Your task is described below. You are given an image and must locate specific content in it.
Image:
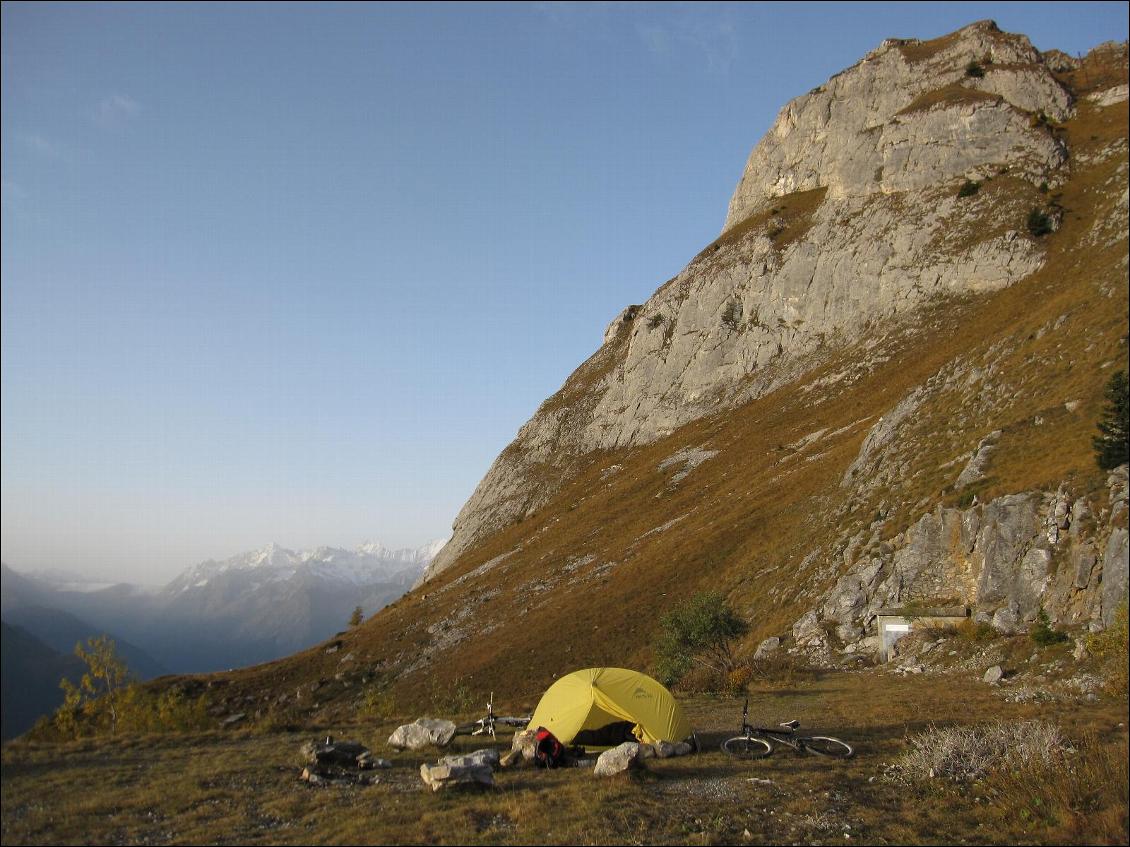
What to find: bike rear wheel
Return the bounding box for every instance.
[721,735,773,759]
[801,736,853,758]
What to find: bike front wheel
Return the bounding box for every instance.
[721,736,773,759]
[801,736,853,758]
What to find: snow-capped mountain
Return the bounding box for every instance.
[165,539,446,594]
[2,538,447,674]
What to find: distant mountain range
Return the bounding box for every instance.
[1,539,445,676]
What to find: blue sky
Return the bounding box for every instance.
[3,2,1127,583]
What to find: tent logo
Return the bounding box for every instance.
[632,687,652,699]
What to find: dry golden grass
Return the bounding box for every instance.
[3,669,1126,845]
[897,83,1003,115]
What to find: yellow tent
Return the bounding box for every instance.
[528,667,693,746]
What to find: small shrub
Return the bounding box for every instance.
[677,665,727,694]
[965,61,985,78]
[887,719,1071,783]
[1030,607,1069,647]
[956,617,995,642]
[721,302,742,332]
[653,591,749,688]
[1027,207,1053,236]
[429,682,477,716]
[1086,600,1128,695]
[725,665,753,694]
[360,684,398,722]
[647,313,664,330]
[957,179,980,198]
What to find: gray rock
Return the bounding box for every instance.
[792,610,827,649]
[387,718,457,751]
[419,762,494,792]
[1101,528,1128,627]
[956,431,1001,489]
[992,606,1022,634]
[509,727,538,762]
[1072,638,1089,661]
[754,636,781,658]
[983,664,1004,685]
[672,741,694,757]
[593,742,641,776]
[301,739,370,768]
[653,741,677,759]
[438,748,500,770]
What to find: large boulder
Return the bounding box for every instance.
[387,718,457,751]
[594,742,641,776]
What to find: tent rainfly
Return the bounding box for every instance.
[527,667,694,746]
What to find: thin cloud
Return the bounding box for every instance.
[94,93,141,128]
[635,11,738,73]
[20,132,71,162]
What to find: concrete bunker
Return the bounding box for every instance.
[874,605,970,661]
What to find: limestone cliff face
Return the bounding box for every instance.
[724,20,1071,228]
[424,21,1100,582]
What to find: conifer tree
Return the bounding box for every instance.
[1093,370,1129,470]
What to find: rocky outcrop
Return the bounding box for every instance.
[798,466,1130,653]
[424,21,1080,581]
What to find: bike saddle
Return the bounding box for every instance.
[779,719,800,730]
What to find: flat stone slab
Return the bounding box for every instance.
[419,762,494,791]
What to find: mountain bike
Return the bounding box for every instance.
[721,699,853,759]
[454,692,530,740]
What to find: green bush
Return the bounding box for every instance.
[654,591,749,687]
[957,180,980,198]
[965,61,985,78]
[1027,208,1053,237]
[1030,607,1069,647]
[647,313,664,330]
